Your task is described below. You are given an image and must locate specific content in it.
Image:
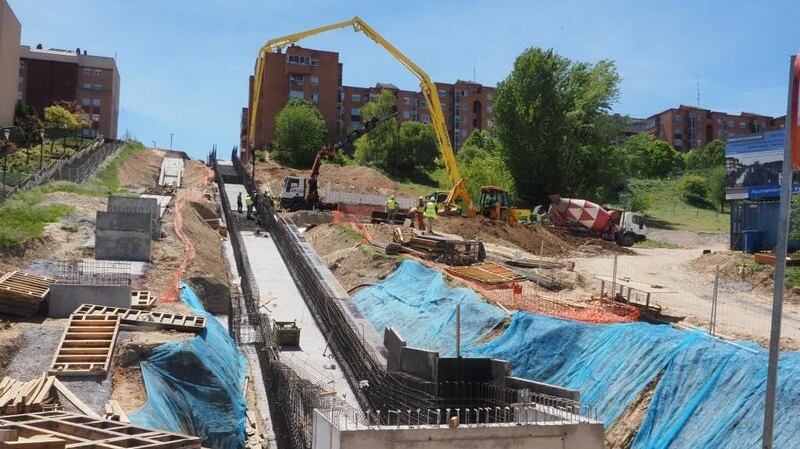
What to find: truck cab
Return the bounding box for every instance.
[615,211,648,246]
[279,176,308,211]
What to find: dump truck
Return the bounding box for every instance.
[546,194,647,247]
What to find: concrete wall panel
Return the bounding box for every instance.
[399,346,438,382]
[95,211,152,261]
[48,284,131,318]
[107,196,160,240]
[383,326,406,372]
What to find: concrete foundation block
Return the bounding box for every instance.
[108,196,160,240]
[399,346,438,382]
[95,211,152,261]
[48,284,132,318]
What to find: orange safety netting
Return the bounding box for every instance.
[347,223,639,324]
[160,167,214,302]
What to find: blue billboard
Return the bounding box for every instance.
[725,129,798,200]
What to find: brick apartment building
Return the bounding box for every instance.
[0,0,20,128]
[644,105,784,151]
[18,45,120,139]
[242,45,495,162]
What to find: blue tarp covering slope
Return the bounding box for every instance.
[352,260,506,356]
[130,283,247,449]
[470,312,702,425]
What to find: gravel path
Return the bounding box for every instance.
[574,230,800,348]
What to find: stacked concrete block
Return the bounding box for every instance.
[94,211,152,261]
[107,196,160,240]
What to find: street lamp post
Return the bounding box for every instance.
[170,133,174,151]
[39,129,45,171]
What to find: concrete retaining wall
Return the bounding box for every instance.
[48,284,131,318]
[505,376,581,401]
[399,347,438,382]
[108,196,160,240]
[384,326,406,372]
[312,410,604,449]
[95,211,152,261]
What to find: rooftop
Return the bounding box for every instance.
[20,45,117,70]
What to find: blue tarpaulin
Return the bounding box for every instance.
[354,261,800,448]
[352,260,506,355]
[130,283,247,449]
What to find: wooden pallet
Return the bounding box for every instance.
[74,304,206,332]
[0,411,201,448]
[130,290,156,310]
[0,271,54,317]
[446,262,526,285]
[49,314,120,377]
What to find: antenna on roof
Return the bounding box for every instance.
[696,75,701,107]
[473,61,476,83]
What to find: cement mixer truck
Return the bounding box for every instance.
[546,195,647,247]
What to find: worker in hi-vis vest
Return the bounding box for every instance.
[386,195,398,223]
[245,193,253,219]
[423,199,437,234]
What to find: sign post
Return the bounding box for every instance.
[762,54,799,449]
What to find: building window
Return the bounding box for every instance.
[351,108,361,122]
[421,114,430,123]
[674,114,683,122]
[310,93,319,103]
[82,68,92,75]
[369,93,378,102]
[351,94,361,102]
[93,84,102,90]
[403,96,410,105]
[290,74,304,82]
[402,110,410,119]
[310,58,320,67]
[93,69,103,75]
[16,91,22,101]
[82,98,90,106]
[83,83,92,89]
[289,90,304,99]
[288,55,311,65]
[438,89,446,97]
[487,106,493,113]
[311,76,319,86]
[726,120,734,128]
[91,114,100,122]
[739,121,747,129]
[92,98,101,106]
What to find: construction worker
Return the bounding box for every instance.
[245,193,253,219]
[236,192,243,214]
[423,199,437,234]
[416,196,426,230]
[386,195,398,223]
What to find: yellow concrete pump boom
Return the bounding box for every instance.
[248,16,473,212]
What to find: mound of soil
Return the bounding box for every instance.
[691,251,775,292]
[305,223,400,292]
[119,148,165,189]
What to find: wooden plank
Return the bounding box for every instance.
[49,315,120,377]
[74,304,205,332]
[51,380,102,419]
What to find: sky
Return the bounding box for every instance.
[8,0,800,159]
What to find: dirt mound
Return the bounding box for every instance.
[436,216,570,256]
[305,223,400,292]
[284,210,334,227]
[691,251,774,291]
[119,148,165,189]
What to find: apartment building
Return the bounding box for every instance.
[18,45,120,139]
[645,105,784,151]
[242,45,495,162]
[0,0,20,127]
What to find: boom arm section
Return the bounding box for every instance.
[248,16,472,211]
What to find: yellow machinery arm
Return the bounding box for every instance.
[248,16,473,212]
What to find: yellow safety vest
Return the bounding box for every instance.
[387,198,397,210]
[245,195,253,206]
[424,201,437,219]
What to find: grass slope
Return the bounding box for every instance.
[630,179,729,233]
[0,140,144,249]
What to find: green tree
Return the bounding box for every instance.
[622,132,683,178]
[44,104,79,130]
[13,102,44,145]
[706,165,727,212]
[391,121,438,177]
[457,129,514,201]
[272,99,327,168]
[354,90,398,168]
[493,47,622,205]
[685,139,725,172]
[679,174,711,208]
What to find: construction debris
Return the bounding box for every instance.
[103,400,129,423]
[0,271,54,317]
[753,251,800,266]
[404,234,484,265]
[0,411,201,448]
[73,304,206,332]
[49,314,120,377]
[0,375,58,416]
[130,290,156,310]
[446,262,525,286]
[505,258,575,271]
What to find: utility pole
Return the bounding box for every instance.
[169,133,174,151]
[762,54,798,449]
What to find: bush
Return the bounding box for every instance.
[679,175,712,208]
